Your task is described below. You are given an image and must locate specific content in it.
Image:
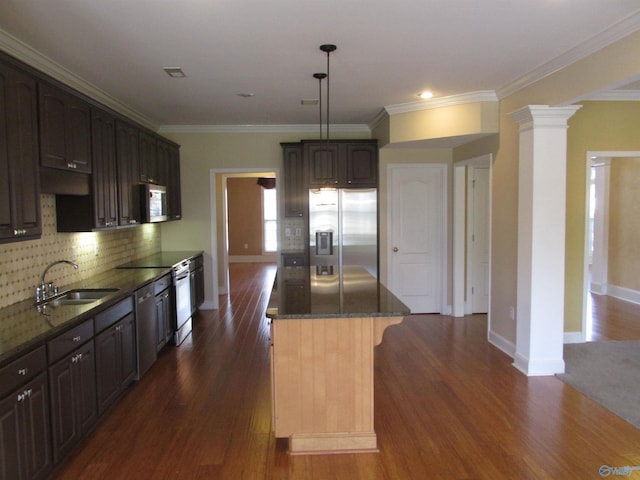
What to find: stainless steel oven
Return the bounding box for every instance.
[172,260,192,345]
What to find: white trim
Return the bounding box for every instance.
[513,354,565,377]
[452,166,466,317]
[229,255,277,263]
[488,330,516,358]
[497,10,640,99]
[608,285,640,305]
[209,170,220,309]
[158,124,370,134]
[586,90,640,101]
[564,331,584,344]
[384,91,497,116]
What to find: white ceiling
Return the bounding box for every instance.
[0,0,639,128]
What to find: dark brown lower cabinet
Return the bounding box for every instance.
[155,289,173,351]
[48,340,97,463]
[0,371,52,480]
[95,313,137,414]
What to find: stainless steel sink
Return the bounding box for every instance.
[43,288,119,306]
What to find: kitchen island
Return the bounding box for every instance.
[266,265,410,455]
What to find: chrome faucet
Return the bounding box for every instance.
[36,260,78,303]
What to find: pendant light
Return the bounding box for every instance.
[313,72,327,140]
[319,44,336,141]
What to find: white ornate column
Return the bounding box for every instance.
[510,105,581,376]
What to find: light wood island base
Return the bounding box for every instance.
[270,315,404,455]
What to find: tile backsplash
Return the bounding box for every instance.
[0,195,161,309]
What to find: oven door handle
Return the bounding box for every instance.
[175,273,190,282]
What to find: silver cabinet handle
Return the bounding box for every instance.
[18,368,28,376]
[393,247,398,252]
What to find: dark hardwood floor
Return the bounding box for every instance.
[53,263,640,479]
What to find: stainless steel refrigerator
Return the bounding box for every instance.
[309,188,378,277]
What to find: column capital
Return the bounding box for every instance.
[509,105,582,129]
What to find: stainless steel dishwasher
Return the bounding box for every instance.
[135,283,156,379]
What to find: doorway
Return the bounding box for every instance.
[583,151,640,341]
[209,169,278,299]
[453,154,492,318]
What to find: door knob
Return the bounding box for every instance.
[393,247,398,252]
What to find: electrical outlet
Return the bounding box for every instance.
[71,245,77,261]
[244,243,249,249]
[295,228,301,237]
[509,306,515,320]
[285,228,291,237]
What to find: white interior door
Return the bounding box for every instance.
[388,164,445,313]
[469,166,490,313]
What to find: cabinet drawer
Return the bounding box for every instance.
[154,273,172,295]
[0,346,47,397]
[95,296,134,333]
[48,319,94,364]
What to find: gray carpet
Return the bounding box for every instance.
[557,341,640,429]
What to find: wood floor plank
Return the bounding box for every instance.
[52,263,640,479]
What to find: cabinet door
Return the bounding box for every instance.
[155,292,168,351]
[306,143,340,187]
[138,131,158,184]
[156,140,169,187]
[282,143,305,217]
[39,83,91,173]
[91,108,118,228]
[0,372,52,480]
[345,142,378,187]
[21,372,52,480]
[195,266,205,309]
[167,145,182,220]
[49,341,96,462]
[115,121,141,226]
[119,313,137,387]
[66,95,92,173]
[0,64,41,243]
[95,325,120,414]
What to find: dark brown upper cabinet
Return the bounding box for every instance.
[91,108,119,229]
[38,82,91,173]
[0,63,42,243]
[167,144,182,221]
[115,120,142,226]
[138,131,158,184]
[305,140,378,188]
[282,143,305,217]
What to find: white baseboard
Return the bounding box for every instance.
[488,329,516,358]
[590,282,608,295]
[607,284,640,305]
[563,331,585,344]
[512,353,565,376]
[198,300,217,311]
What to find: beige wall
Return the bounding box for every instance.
[609,157,640,292]
[0,195,161,309]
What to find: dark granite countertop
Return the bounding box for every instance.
[116,251,203,269]
[0,267,169,366]
[266,265,410,319]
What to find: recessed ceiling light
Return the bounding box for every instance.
[237,93,255,98]
[163,67,186,78]
[418,91,434,100]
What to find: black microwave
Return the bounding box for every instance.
[140,184,168,223]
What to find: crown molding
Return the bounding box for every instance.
[584,90,640,101]
[497,10,640,99]
[158,124,371,134]
[384,91,498,116]
[368,108,389,132]
[0,27,158,130]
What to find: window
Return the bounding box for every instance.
[263,187,277,253]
